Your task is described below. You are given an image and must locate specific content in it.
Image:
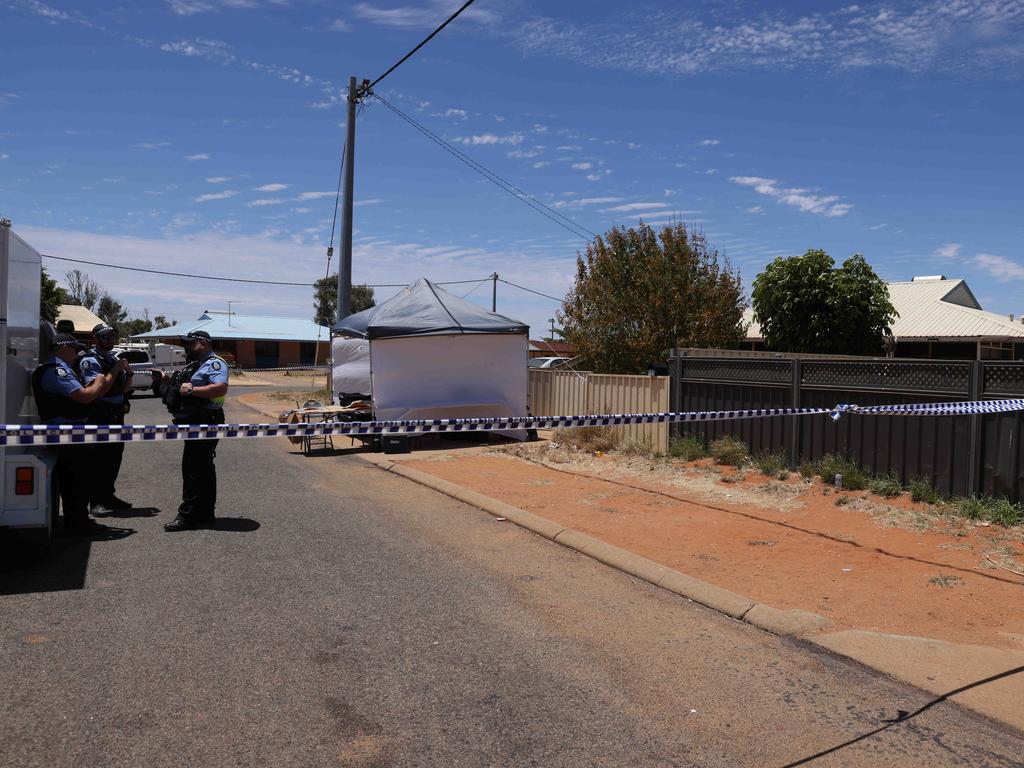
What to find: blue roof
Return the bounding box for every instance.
[130,311,329,343]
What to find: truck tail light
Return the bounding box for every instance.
[15,467,34,496]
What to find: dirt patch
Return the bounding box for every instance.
[391,444,1024,651]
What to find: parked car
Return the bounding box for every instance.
[114,342,186,396]
[528,356,574,369]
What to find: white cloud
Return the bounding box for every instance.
[571,162,593,170]
[552,197,623,209]
[433,108,467,120]
[532,161,550,169]
[253,182,289,192]
[0,92,20,108]
[195,190,238,202]
[973,253,1024,281]
[330,19,351,32]
[746,206,764,214]
[602,202,669,213]
[352,1,499,29]
[933,243,962,258]
[453,133,524,146]
[514,2,1024,77]
[247,197,287,207]
[297,191,336,200]
[354,198,383,206]
[160,38,235,63]
[206,176,230,183]
[133,141,171,150]
[508,147,545,159]
[166,1,286,16]
[730,175,853,217]
[698,138,720,146]
[185,153,211,161]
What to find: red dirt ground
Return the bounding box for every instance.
[397,448,1024,651]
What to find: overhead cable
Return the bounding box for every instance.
[498,278,564,303]
[362,0,478,95]
[372,94,598,242]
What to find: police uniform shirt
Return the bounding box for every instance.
[79,348,125,405]
[190,353,229,409]
[39,355,86,424]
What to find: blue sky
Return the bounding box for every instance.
[1,0,1022,336]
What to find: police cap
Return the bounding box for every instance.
[182,330,212,343]
[54,333,86,350]
[92,323,117,337]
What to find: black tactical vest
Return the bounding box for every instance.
[31,363,91,423]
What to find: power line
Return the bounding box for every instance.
[372,94,598,242]
[498,278,564,303]
[43,254,317,286]
[42,253,501,290]
[362,0,478,95]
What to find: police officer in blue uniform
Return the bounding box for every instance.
[164,330,229,532]
[79,323,134,514]
[32,333,130,535]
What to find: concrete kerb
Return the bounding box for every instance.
[355,452,832,639]
[232,398,833,639]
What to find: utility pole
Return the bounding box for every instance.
[491,272,498,312]
[335,76,361,323]
[548,318,555,340]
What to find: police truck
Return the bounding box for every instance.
[0,219,57,549]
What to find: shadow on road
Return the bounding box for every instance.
[92,506,161,519]
[780,664,1024,767]
[212,517,260,532]
[0,523,135,596]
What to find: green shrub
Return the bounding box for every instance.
[669,435,707,461]
[797,458,818,479]
[949,496,1023,527]
[909,476,940,504]
[816,454,868,491]
[869,473,903,499]
[752,449,787,478]
[710,436,748,468]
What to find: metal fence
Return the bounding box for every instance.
[528,369,670,452]
[670,352,1024,501]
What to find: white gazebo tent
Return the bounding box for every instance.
[331,278,529,427]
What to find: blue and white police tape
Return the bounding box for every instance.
[4,398,1024,446]
[236,365,329,373]
[829,398,1024,421]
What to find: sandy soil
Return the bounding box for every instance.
[397,443,1024,651]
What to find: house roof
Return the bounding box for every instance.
[130,311,329,343]
[744,277,1024,342]
[56,304,104,334]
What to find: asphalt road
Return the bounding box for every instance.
[1,393,1022,767]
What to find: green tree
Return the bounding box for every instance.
[751,250,897,355]
[559,222,746,374]
[313,275,375,326]
[64,269,102,311]
[153,315,174,330]
[122,309,153,337]
[40,266,68,324]
[96,293,128,333]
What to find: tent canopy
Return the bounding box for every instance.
[333,277,529,340]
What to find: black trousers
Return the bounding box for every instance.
[87,404,126,503]
[175,409,224,520]
[55,444,90,526]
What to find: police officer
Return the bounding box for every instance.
[79,323,134,514]
[32,333,130,535]
[164,330,229,532]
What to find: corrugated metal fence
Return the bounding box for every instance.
[670,352,1024,501]
[528,369,669,452]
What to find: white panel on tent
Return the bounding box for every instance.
[370,334,527,428]
[331,336,371,397]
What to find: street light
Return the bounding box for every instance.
[548,318,555,340]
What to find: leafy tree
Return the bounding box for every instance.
[559,222,746,374]
[96,294,128,333]
[313,275,375,326]
[153,315,174,330]
[121,309,153,337]
[40,266,68,324]
[64,269,102,311]
[751,250,897,355]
